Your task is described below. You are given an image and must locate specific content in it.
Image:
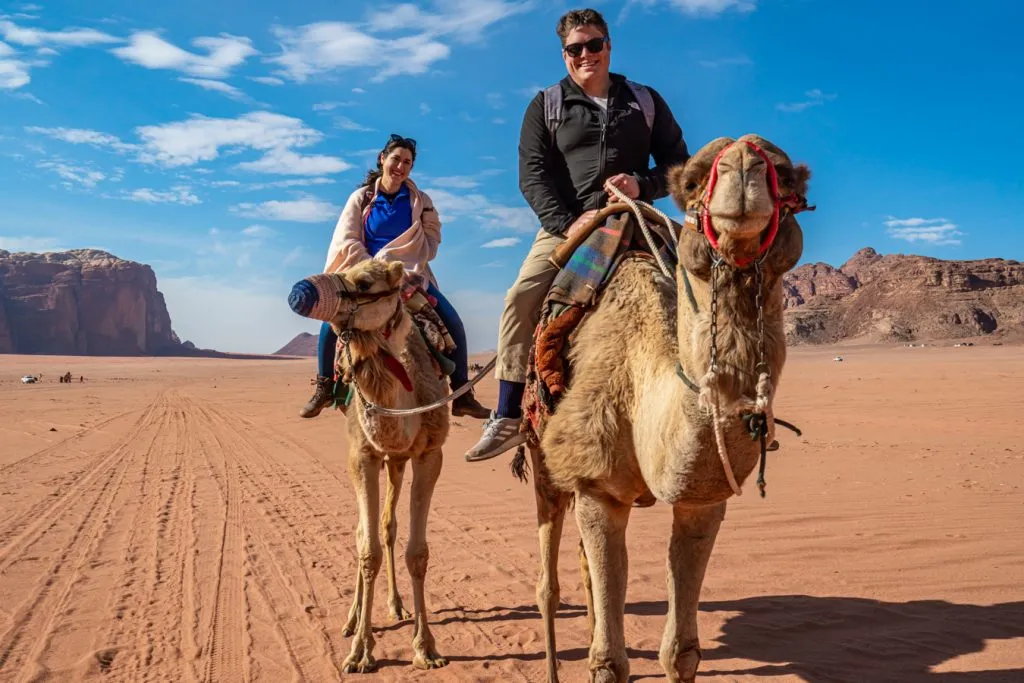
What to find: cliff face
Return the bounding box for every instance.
[0,249,181,355]
[783,248,1024,344]
[274,332,317,357]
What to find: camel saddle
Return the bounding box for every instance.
[524,204,678,441]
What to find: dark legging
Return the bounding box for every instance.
[316,282,470,389]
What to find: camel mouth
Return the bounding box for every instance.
[707,214,773,240]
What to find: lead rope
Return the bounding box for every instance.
[697,258,744,497]
[604,183,678,277]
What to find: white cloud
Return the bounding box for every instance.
[111,31,256,78]
[419,102,431,115]
[25,125,137,152]
[134,111,323,167]
[312,100,356,112]
[623,0,756,16]
[126,185,201,205]
[235,146,352,175]
[0,235,64,252]
[242,224,276,238]
[424,187,538,233]
[37,160,106,188]
[884,217,963,246]
[216,177,337,191]
[352,87,366,94]
[481,237,520,248]
[249,75,284,85]
[0,20,120,47]
[269,2,529,83]
[232,195,338,223]
[178,77,248,100]
[777,88,837,113]
[159,275,322,354]
[334,115,375,132]
[0,53,30,89]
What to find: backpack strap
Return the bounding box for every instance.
[624,79,656,131]
[542,83,563,145]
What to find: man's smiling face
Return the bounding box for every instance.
[562,24,610,88]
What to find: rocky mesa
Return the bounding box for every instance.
[784,248,1024,344]
[0,249,183,356]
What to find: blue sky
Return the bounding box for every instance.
[2,1,1022,354]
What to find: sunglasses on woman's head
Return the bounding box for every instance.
[563,36,607,58]
[389,133,416,149]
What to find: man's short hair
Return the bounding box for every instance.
[556,8,610,46]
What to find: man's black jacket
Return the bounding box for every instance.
[518,72,690,237]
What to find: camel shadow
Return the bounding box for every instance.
[697,595,1024,683]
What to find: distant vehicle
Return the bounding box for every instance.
[20,375,38,384]
[833,356,844,362]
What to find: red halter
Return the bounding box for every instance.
[700,140,792,269]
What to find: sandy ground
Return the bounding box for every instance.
[0,344,1022,682]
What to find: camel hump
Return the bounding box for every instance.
[543,80,655,143]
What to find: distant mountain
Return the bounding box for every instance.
[783,248,1024,344]
[0,249,184,355]
[275,332,317,356]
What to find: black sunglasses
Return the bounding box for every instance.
[563,36,607,58]
[388,133,416,150]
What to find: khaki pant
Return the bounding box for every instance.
[495,228,565,383]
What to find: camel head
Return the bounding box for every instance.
[288,259,405,333]
[668,134,810,274]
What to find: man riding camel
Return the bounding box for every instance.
[466,7,691,462]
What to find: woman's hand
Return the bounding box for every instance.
[604,174,640,200]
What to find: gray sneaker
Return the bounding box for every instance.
[464,412,526,462]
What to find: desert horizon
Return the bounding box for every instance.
[2,343,1021,681]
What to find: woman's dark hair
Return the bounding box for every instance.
[361,133,417,187]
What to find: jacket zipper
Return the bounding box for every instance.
[597,89,611,208]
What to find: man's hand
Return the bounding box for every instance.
[565,209,599,240]
[604,174,640,200]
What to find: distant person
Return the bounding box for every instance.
[465,7,691,462]
[299,133,491,420]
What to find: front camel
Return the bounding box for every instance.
[519,135,813,682]
[288,259,449,673]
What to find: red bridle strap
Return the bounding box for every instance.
[700,140,782,268]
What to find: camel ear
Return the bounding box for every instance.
[386,261,405,289]
[792,164,811,198]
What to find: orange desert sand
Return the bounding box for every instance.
[1,345,1022,682]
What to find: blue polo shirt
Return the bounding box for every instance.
[364,183,413,256]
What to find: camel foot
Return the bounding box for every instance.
[388,602,412,622]
[590,663,625,683]
[341,620,357,638]
[412,648,448,670]
[342,650,378,674]
[661,641,701,683]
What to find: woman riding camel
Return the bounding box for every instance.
[299,133,491,420]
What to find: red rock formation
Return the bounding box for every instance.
[274,332,317,357]
[0,249,182,355]
[783,248,1024,344]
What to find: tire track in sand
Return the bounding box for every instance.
[0,395,168,679]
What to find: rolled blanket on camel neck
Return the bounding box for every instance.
[287,274,343,322]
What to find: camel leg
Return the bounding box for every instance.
[342,452,383,674]
[579,537,595,640]
[659,502,725,683]
[382,458,412,622]
[531,447,572,683]
[575,488,631,683]
[407,449,448,669]
[342,524,364,637]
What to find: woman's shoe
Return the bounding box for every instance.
[299,375,334,418]
[451,390,491,419]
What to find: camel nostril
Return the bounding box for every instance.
[288,279,319,317]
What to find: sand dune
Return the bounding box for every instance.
[1,345,1022,682]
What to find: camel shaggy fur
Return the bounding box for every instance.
[525,135,810,682]
[300,259,450,674]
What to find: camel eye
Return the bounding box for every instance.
[685,182,698,192]
[356,279,372,292]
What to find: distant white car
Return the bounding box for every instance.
[20,375,38,384]
[833,356,844,362]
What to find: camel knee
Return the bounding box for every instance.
[359,543,383,579]
[380,517,398,547]
[536,573,560,613]
[405,543,429,578]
